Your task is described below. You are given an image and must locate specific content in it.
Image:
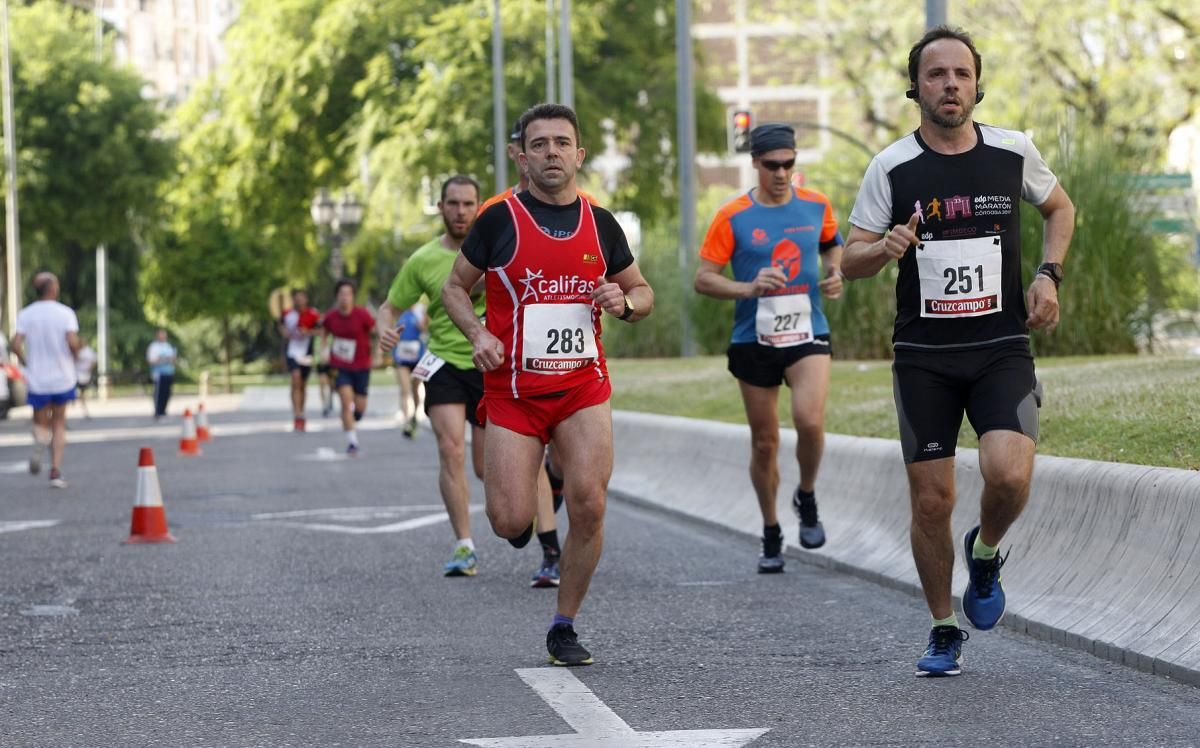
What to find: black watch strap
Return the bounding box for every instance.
[618,296,634,321]
[1037,262,1063,288]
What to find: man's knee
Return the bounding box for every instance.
[910,483,956,527]
[437,434,466,465]
[486,499,532,538]
[566,487,606,534]
[749,430,779,462]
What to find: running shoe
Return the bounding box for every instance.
[443,546,478,577]
[547,623,593,666]
[962,525,1008,630]
[402,418,418,440]
[508,518,536,549]
[346,443,359,457]
[531,555,561,588]
[915,625,969,677]
[792,489,826,549]
[757,532,785,574]
[322,403,333,418]
[48,469,68,489]
[294,417,306,433]
[29,440,44,475]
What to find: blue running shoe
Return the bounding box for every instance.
[962,525,1008,630]
[443,546,478,577]
[915,625,969,677]
[531,555,561,588]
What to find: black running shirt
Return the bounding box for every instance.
[849,123,1058,351]
[463,190,635,275]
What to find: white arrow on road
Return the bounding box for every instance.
[459,668,769,747]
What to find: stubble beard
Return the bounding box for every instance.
[921,95,974,130]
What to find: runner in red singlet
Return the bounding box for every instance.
[443,104,654,666]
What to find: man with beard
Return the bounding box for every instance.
[377,175,488,577]
[842,26,1075,677]
[443,104,654,666]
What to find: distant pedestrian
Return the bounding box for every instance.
[75,339,97,419]
[390,302,426,438]
[11,272,82,488]
[280,289,321,432]
[322,279,377,455]
[146,328,177,420]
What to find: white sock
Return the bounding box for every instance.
[347,429,358,447]
[456,538,476,552]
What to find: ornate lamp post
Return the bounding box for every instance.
[310,189,363,280]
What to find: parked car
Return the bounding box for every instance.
[0,331,27,419]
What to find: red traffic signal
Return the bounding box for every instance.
[731,110,752,153]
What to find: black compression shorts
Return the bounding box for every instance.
[892,341,1040,464]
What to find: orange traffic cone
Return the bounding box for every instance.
[124,447,176,544]
[179,408,202,456]
[195,403,211,442]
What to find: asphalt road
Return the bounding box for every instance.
[2,398,1199,747]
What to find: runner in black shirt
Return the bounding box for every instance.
[843,26,1075,678]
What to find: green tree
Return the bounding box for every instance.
[0,0,171,371]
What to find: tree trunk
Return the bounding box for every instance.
[222,314,233,394]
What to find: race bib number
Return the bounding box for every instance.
[756,292,813,347]
[331,336,357,363]
[411,350,446,382]
[521,303,598,374]
[917,236,1003,318]
[394,341,421,361]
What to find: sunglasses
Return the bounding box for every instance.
[760,158,795,172]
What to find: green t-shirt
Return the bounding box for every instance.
[386,238,485,370]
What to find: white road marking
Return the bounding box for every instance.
[0,461,30,474]
[0,520,60,534]
[459,668,770,747]
[0,416,402,448]
[253,505,485,534]
[251,505,462,520]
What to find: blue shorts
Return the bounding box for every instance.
[27,388,77,410]
[335,368,371,396]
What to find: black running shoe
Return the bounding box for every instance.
[507,518,536,549]
[792,489,826,549]
[757,532,785,574]
[547,623,593,666]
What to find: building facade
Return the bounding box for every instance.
[694,0,832,191]
[94,0,236,104]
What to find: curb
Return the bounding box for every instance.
[608,410,1200,687]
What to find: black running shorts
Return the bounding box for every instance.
[285,356,312,380]
[892,341,1040,464]
[423,363,484,428]
[335,368,371,396]
[727,336,832,389]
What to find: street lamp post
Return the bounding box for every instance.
[1,0,21,337]
[311,189,364,282]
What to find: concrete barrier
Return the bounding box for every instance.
[609,410,1200,686]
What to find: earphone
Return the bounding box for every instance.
[906,86,985,104]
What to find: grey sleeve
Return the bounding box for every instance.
[848,157,893,233]
[1022,136,1058,206]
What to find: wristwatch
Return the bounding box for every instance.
[1037,262,1063,288]
[618,295,636,321]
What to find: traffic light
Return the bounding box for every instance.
[731,110,753,153]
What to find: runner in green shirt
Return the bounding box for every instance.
[378,176,489,578]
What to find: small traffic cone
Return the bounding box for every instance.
[124,447,176,544]
[195,403,211,442]
[179,408,202,456]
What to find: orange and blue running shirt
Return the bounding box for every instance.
[699,187,843,345]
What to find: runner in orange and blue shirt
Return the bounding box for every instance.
[694,122,845,574]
